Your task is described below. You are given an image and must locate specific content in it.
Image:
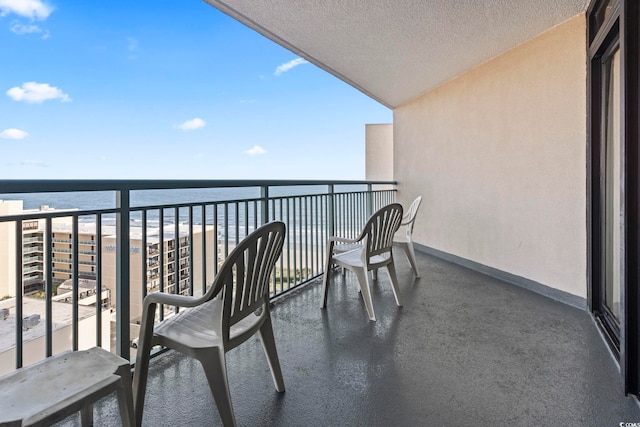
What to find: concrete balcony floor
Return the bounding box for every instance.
[57,250,640,426]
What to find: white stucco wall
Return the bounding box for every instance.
[394,15,587,297]
[0,201,22,298]
[366,124,394,181]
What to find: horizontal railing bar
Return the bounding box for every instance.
[0,190,395,223]
[268,190,385,201]
[0,208,118,222]
[0,179,397,194]
[128,190,393,213]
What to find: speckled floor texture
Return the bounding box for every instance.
[56,250,640,426]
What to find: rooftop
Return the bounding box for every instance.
[55,249,640,426]
[0,297,100,354]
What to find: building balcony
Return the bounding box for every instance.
[55,251,640,426]
[23,236,43,244]
[53,247,96,256]
[23,274,43,283]
[22,255,44,264]
[51,238,71,244]
[22,246,43,255]
[1,179,636,426]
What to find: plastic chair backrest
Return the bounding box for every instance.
[206,221,285,344]
[362,203,403,260]
[404,196,422,237]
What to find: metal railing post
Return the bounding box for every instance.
[367,183,373,217]
[261,185,269,224]
[45,217,53,357]
[71,218,79,351]
[95,215,102,347]
[115,189,130,360]
[15,221,23,369]
[328,184,335,238]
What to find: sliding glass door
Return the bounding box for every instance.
[601,45,622,342]
[589,0,640,395]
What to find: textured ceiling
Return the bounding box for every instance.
[204,0,589,108]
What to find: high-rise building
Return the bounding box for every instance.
[0,200,217,306]
[0,201,74,298]
[0,200,218,369]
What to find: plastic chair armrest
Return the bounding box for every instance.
[144,292,201,308]
[328,236,362,245]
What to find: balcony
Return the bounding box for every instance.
[1,179,637,425]
[0,180,394,362]
[22,246,43,255]
[23,236,43,244]
[54,251,640,426]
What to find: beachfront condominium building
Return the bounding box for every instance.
[101,225,217,323]
[0,201,72,298]
[0,199,217,371]
[0,199,217,320]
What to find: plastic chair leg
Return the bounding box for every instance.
[404,242,420,277]
[258,317,285,392]
[321,251,333,309]
[354,267,375,321]
[200,349,237,427]
[132,348,150,427]
[386,261,403,306]
[115,369,135,427]
[132,303,157,427]
[80,404,93,426]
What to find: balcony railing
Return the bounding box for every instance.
[0,179,396,373]
[23,236,43,243]
[22,246,44,255]
[53,247,96,255]
[52,238,96,245]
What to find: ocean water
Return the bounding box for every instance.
[0,184,369,240]
[1,187,258,211]
[0,184,364,211]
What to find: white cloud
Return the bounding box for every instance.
[10,22,49,39]
[175,117,206,131]
[7,82,70,103]
[20,159,47,167]
[0,128,28,139]
[127,37,138,51]
[0,0,53,20]
[11,21,37,32]
[274,57,309,76]
[244,145,266,156]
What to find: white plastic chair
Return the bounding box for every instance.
[133,221,286,427]
[393,196,422,277]
[321,203,404,321]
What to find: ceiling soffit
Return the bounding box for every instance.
[205,0,589,108]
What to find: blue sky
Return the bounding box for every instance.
[0,0,391,180]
